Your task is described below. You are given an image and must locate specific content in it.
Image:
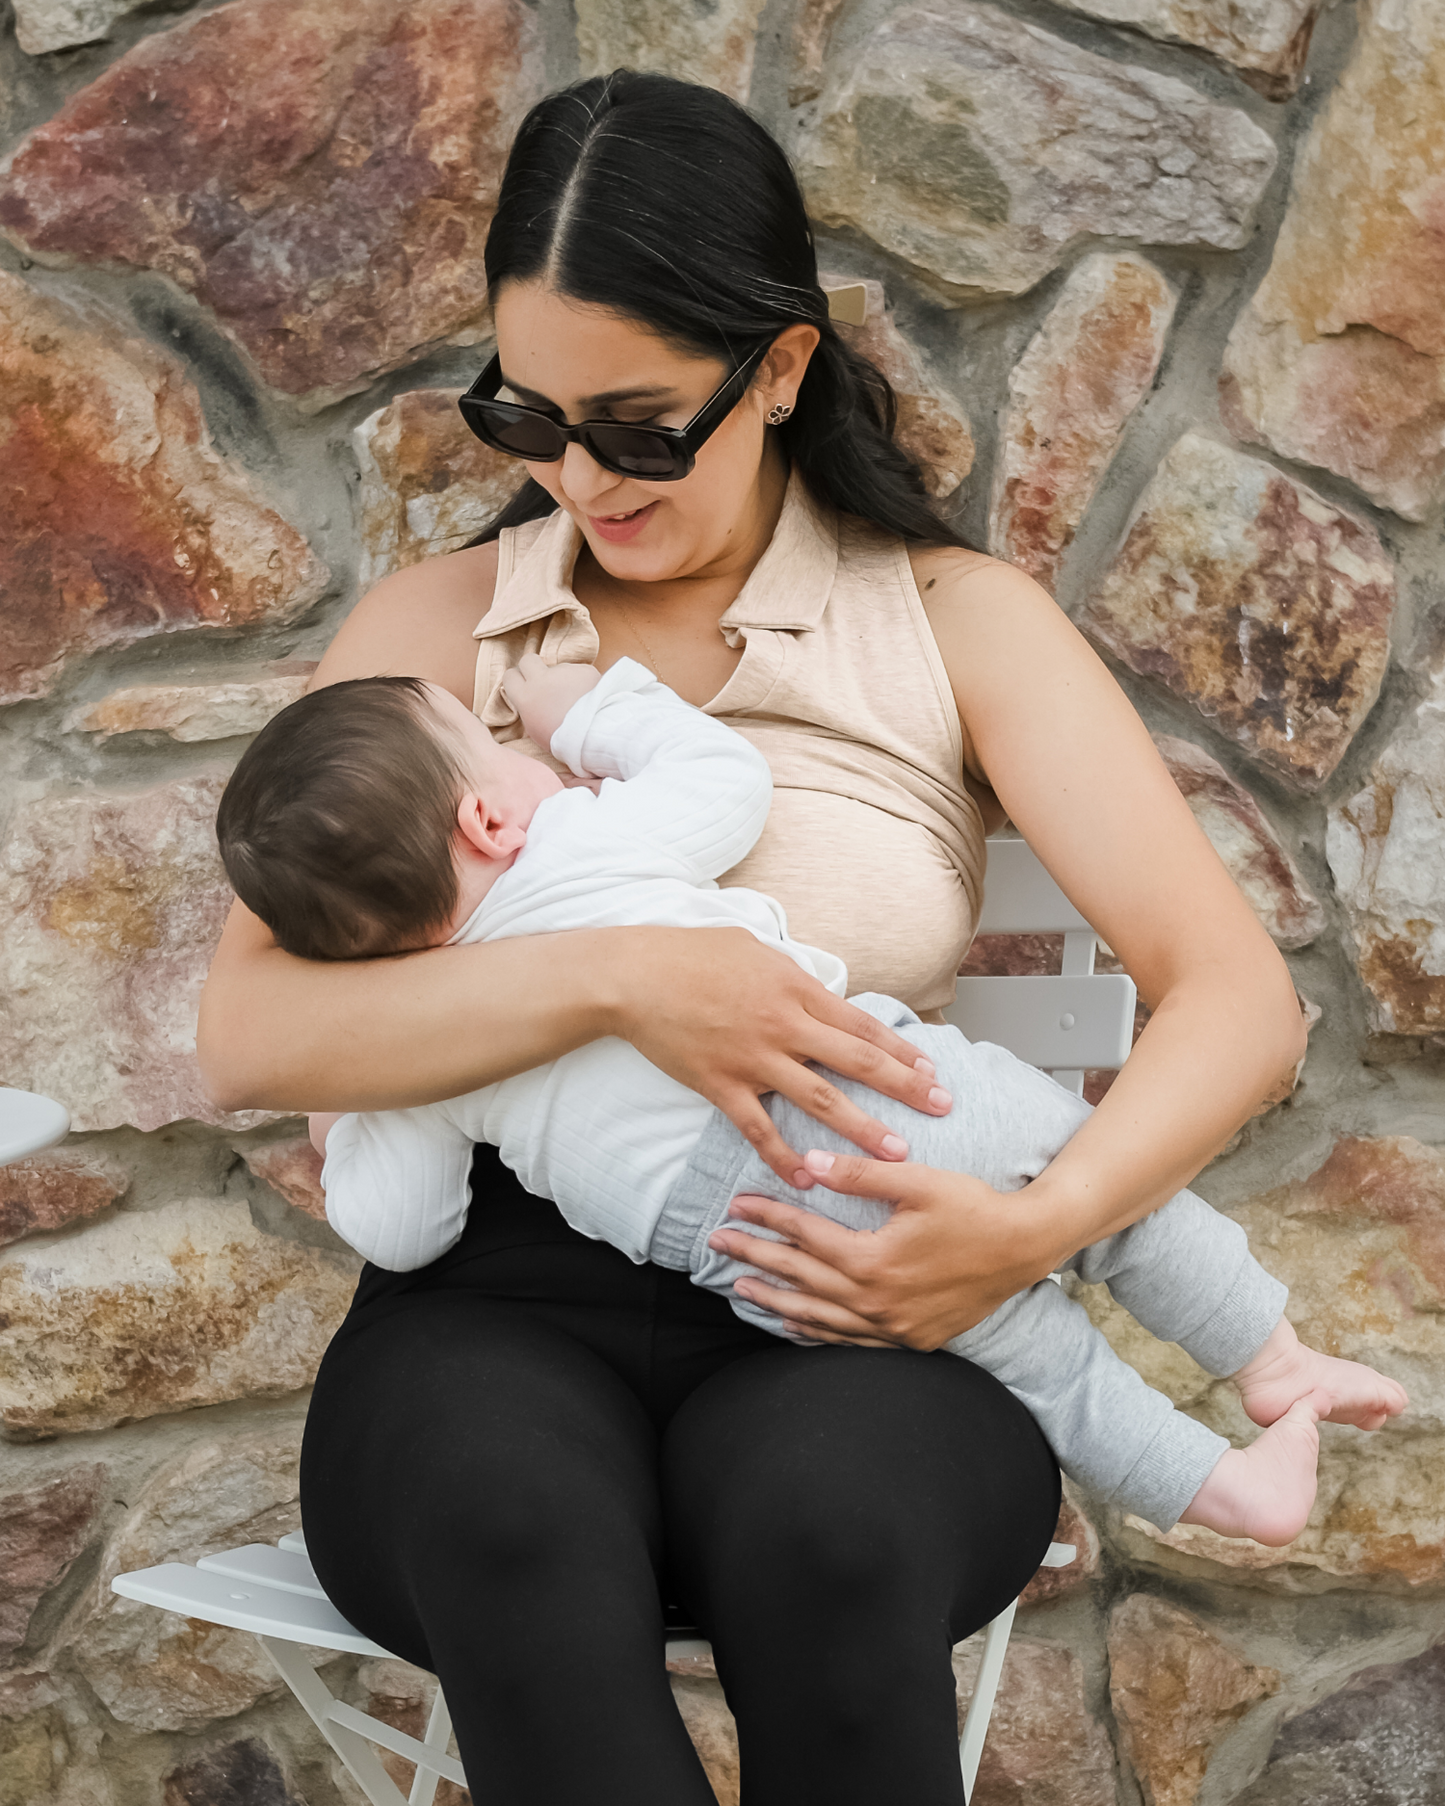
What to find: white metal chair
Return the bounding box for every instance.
[112,837,1130,1802]
[0,1086,71,1165]
[946,837,1137,1097]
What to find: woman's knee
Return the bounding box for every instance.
[662,1345,1058,1629]
[302,1299,665,1603]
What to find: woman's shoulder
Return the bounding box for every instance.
[309,539,500,702]
[908,544,1064,636]
[907,542,1018,598]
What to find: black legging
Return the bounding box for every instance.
[300,1146,1060,1804]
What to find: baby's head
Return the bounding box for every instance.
[217,676,559,959]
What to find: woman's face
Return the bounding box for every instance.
[490,279,817,583]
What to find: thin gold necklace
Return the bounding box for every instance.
[609,593,669,687]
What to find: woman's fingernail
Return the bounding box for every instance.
[805,1150,836,1173]
[928,1087,952,1110]
[881,1134,908,1158]
[914,1057,936,1076]
[793,1169,814,1189]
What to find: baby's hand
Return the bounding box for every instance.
[502,651,601,750]
[309,1112,344,1161]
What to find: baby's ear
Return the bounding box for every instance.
[456,792,526,861]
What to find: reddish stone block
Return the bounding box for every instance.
[1082,434,1395,789]
[0,273,325,704]
[0,0,543,401]
[234,1136,327,1223]
[0,1465,105,1665]
[0,1150,127,1249]
[1108,1596,1278,1806]
[992,253,1174,591]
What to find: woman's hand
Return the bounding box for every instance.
[704,1151,1061,1348]
[607,929,953,1185]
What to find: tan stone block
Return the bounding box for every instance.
[0,1,543,403]
[0,775,268,1134]
[1050,0,1321,99]
[0,1465,105,1664]
[822,274,975,497]
[234,1136,328,1224]
[790,0,846,104]
[0,1150,127,1249]
[0,1683,110,1806]
[992,253,1175,589]
[1119,1429,1445,1594]
[355,389,518,589]
[1082,433,1395,789]
[0,273,326,704]
[799,6,1275,303]
[0,1200,357,1436]
[1327,677,1445,1035]
[1087,1136,1445,1592]
[66,664,316,744]
[74,1426,309,1731]
[1220,0,1445,519]
[10,0,179,56]
[1233,1138,1445,1428]
[576,0,767,102]
[953,1633,1116,1805]
[1154,735,1325,949]
[1108,1595,1278,1806]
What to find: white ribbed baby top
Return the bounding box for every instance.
[320,660,847,1272]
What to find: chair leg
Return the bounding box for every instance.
[407,1686,455,1806]
[260,1637,410,1806]
[957,1598,1018,1804]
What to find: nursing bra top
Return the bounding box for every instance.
[472,472,985,1015]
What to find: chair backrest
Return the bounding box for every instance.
[943,839,1137,1095]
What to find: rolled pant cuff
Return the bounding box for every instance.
[1110,1412,1230,1533]
[1181,1260,1288,1377]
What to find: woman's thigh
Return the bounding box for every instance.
[300,1292,718,1805]
[662,1343,1060,1806]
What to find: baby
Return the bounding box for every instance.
[217,655,1406,1544]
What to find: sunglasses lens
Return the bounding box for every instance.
[462,400,565,461]
[586,426,686,479]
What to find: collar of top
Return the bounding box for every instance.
[473,467,840,647]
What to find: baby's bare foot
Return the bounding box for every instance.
[1179,1399,1320,1546]
[1233,1317,1408,1432]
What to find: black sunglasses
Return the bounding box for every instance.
[457,341,772,482]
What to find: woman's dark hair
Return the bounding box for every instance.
[474,70,970,549]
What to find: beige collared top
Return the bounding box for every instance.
[472,473,985,1014]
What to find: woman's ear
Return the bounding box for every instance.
[456,793,527,862]
[761,320,821,413]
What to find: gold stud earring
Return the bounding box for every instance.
[766,402,794,425]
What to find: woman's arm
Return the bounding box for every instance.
[707,555,1308,1343]
[198,546,946,1174]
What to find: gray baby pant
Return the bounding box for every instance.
[650,993,1287,1532]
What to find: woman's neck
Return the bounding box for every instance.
[580,451,788,616]
[572,452,790,705]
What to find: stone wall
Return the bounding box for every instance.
[1,0,1442,1800]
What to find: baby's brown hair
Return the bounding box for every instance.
[217,677,468,960]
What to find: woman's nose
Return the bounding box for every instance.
[558,441,626,512]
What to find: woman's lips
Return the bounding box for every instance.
[588,501,658,544]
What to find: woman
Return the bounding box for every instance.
[198,72,1305,1804]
